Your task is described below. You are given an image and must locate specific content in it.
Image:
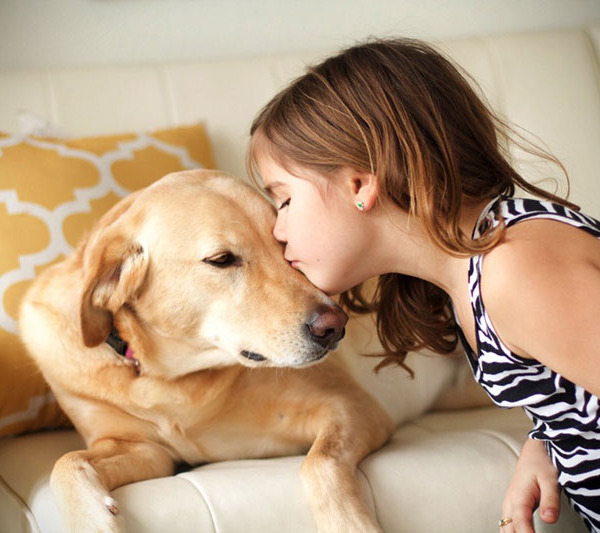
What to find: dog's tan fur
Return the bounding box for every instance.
[19,170,393,533]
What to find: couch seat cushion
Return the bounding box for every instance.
[0,407,587,532]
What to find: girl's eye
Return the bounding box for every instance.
[278,198,290,210]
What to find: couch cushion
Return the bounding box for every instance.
[0,407,587,532]
[0,123,214,436]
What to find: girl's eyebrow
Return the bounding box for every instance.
[262,181,284,195]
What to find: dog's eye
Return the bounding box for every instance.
[203,252,240,268]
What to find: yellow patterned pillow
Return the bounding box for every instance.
[0,123,214,435]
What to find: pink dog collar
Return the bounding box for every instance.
[105,328,140,376]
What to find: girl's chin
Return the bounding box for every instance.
[304,275,335,295]
[311,278,352,298]
[301,267,357,296]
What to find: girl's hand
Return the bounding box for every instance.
[500,438,560,533]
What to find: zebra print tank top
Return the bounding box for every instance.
[459,196,600,532]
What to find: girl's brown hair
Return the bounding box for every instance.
[247,38,576,373]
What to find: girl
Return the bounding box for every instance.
[247,38,600,532]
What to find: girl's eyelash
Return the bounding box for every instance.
[278,198,290,210]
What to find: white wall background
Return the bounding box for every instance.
[1,0,600,69]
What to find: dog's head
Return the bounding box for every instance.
[79,170,347,377]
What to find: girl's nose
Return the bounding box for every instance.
[273,215,286,243]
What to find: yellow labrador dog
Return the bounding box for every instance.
[19,169,394,533]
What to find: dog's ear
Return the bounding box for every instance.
[80,200,149,348]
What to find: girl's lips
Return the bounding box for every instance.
[286,258,299,268]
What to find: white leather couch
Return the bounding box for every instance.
[1,24,598,533]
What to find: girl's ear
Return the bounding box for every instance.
[351,171,379,212]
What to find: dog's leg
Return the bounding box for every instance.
[50,438,174,533]
[300,395,393,533]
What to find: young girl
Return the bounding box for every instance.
[247,38,600,532]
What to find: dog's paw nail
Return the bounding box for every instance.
[104,495,119,515]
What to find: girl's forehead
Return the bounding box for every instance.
[251,138,289,173]
[254,153,288,185]
[252,155,301,200]
[250,131,308,176]
[250,135,344,199]
[257,152,306,183]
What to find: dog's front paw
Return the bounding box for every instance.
[54,490,124,533]
[57,489,124,533]
[105,496,120,516]
[51,456,125,533]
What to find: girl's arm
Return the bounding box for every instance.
[482,219,600,398]
[501,438,560,533]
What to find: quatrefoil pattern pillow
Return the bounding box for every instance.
[0,122,214,435]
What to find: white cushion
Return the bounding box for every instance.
[0,408,587,532]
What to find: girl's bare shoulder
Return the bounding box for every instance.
[483,217,600,282]
[479,217,600,395]
[480,217,600,358]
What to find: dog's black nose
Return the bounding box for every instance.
[305,304,348,349]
